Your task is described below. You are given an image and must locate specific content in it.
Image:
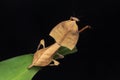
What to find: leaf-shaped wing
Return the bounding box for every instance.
[49,20,79,50]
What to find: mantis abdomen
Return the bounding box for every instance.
[29,43,60,68]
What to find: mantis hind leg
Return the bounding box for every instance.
[49,59,60,66]
[55,53,64,59]
[36,39,45,51]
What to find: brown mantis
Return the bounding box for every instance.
[28,17,91,68]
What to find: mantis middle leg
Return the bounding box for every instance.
[49,59,60,66]
[36,39,45,51]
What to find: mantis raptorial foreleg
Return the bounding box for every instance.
[37,39,45,51]
[49,59,60,66]
[79,25,91,33]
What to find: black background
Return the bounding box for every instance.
[0,0,120,79]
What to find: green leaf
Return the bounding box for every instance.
[0,54,40,80]
[0,47,77,80]
[58,46,77,55]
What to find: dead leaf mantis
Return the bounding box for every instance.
[28,17,91,68]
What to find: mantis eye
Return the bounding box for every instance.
[70,16,80,22]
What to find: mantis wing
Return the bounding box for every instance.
[49,19,79,50]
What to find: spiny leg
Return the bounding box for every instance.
[49,59,60,66]
[36,39,45,51]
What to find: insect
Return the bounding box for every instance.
[28,17,91,68]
